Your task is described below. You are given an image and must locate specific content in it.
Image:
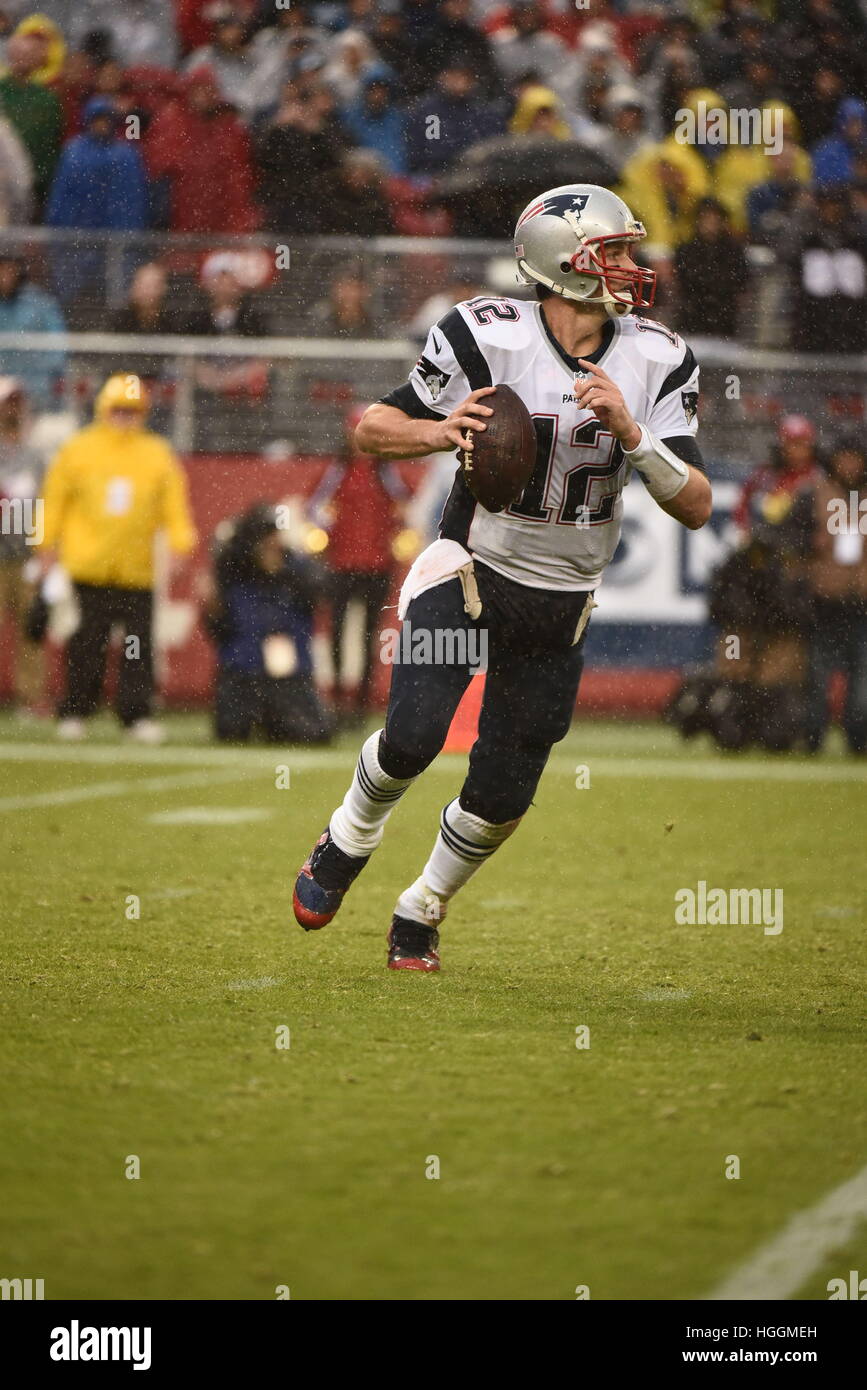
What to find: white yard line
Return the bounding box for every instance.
[0,741,346,769]
[0,742,864,783]
[706,1163,867,1300]
[0,767,249,813]
[1,745,867,800]
[147,806,273,825]
[546,755,867,783]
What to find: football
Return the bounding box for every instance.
[459,384,536,513]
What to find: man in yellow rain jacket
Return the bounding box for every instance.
[39,372,197,741]
[617,90,718,261]
[714,102,811,235]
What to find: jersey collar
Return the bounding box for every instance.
[536,303,618,377]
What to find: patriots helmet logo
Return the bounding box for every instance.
[546,192,590,217]
[517,191,590,229]
[681,390,699,425]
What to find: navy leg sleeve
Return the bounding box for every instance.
[381,578,476,777]
[460,640,585,823]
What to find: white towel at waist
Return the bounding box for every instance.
[397,538,480,621]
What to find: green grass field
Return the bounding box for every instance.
[1,712,865,1301]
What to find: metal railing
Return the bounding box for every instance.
[0,228,793,343]
[0,328,863,467]
[0,227,863,463]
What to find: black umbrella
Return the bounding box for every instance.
[438,138,621,238]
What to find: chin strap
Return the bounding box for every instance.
[623,425,690,503]
[517,257,570,297]
[518,214,633,316]
[517,257,627,315]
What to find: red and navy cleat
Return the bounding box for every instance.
[293,828,370,931]
[387,915,441,972]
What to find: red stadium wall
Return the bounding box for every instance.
[1,454,842,718]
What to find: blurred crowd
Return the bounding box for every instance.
[668,415,867,756]
[0,0,864,348]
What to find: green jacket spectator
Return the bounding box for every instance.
[0,34,63,206]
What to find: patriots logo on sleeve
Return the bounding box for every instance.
[681,390,698,424]
[415,354,451,402]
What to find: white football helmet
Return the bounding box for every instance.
[513,183,656,317]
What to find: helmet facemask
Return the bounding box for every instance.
[564,232,656,314]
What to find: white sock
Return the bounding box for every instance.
[330,730,416,858]
[395,798,521,926]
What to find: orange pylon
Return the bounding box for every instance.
[442,673,485,753]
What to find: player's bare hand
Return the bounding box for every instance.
[428,386,496,452]
[575,360,640,447]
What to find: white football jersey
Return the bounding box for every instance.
[382,296,701,591]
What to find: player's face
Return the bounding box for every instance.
[595,240,641,303]
[603,241,638,272]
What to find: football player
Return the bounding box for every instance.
[293,183,712,971]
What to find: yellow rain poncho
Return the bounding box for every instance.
[40,375,197,589]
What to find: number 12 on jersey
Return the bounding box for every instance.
[508,417,625,527]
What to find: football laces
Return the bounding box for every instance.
[461,429,474,470]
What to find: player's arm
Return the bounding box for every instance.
[357,312,497,459]
[575,356,712,530]
[355,389,495,460]
[644,453,711,528]
[647,454,712,531]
